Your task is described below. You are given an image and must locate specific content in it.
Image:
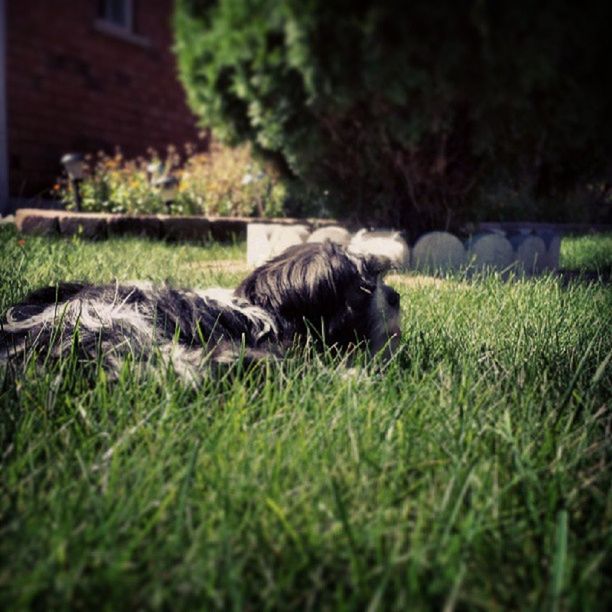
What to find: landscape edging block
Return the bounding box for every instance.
[107,215,162,239]
[159,215,212,242]
[59,213,109,240]
[16,209,61,236]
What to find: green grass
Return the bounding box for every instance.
[1,227,611,610]
[560,233,612,273]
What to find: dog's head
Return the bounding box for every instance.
[236,241,401,357]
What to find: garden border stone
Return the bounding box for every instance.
[107,214,162,239]
[508,233,547,275]
[159,215,211,242]
[412,231,466,272]
[13,209,609,277]
[16,209,62,236]
[59,212,109,240]
[14,208,344,244]
[307,225,352,246]
[475,221,611,236]
[246,220,348,267]
[208,217,250,242]
[465,233,514,272]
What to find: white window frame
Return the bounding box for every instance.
[94,0,150,47]
[99,0,134,33]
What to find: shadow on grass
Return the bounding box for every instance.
[556,267,611,286]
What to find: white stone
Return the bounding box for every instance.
[466,233,514,271]
[247,223,312,267]
[268,224,311,259]
[412,231,466,272]
[538,231,561,271]
[307,225,351,246]
[509,234,547,275]
[348,229,410,269]
[247,223,274,268]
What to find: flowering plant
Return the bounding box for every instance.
[56,141,286,217]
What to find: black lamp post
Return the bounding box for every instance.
[146,161,164,185]
[154,175,179,213]
[61,153,85,211]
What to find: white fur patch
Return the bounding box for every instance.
[196,287,279,341]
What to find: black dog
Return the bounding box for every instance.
[0,241,401,383]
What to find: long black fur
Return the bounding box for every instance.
[1,242,401,382]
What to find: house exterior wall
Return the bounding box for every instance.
[0,0,9,213]
[6,0,202,202]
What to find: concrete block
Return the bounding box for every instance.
[308,225,351,246]
[160,215,211,242]
[209,217,248,242]
[59,212,108,240]
[412,231,466,272]
[15,209,60,236]
[508,233,547,275]
[107,215,162,239]
[247,223,313,267]
[247,223,274,267]
[537,230,561,271]
[269,224,311,258]
[466,232,514,271]
[349,229,410,269]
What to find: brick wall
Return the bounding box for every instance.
[7,0,203,199]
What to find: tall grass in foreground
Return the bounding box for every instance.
[0,227,611,610]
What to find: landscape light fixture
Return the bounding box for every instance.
[61,153,85,211]
[146,161,164,184]
[154,175,179,213]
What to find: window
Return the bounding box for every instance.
[98,0,134,32]
[94,0,148,46]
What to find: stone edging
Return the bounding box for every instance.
[473,221,611,236]
[13,209,338,242]
[248,225,564,275]
[11,209,610,276]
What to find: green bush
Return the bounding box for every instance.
[58,142,286,218]
[174,0,612,234]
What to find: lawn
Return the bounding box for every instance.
[1,226,610,610]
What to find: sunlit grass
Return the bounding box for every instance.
[560,232,612,272]
[1,227,610,609]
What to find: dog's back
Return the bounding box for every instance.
[0,281,278,381]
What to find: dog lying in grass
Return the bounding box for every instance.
[0,241,401,383]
